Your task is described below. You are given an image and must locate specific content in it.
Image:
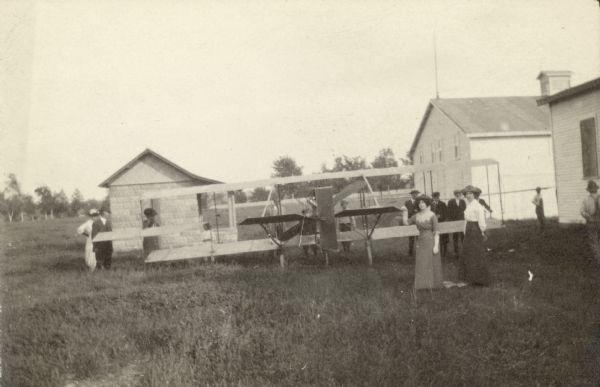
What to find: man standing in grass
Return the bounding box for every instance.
[532,187,545,232]
[92,207,114,270]
[580,180,600,264]
[446,189,466,258]
[404,189,420,256]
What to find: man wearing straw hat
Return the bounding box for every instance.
[581,180,600,263]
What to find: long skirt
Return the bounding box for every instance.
[84,238,96,271]
[458,221,491,286]
[143,236,160,259]
[414,230,444,290]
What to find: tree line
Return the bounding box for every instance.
[246,147,413,202]
[0,174,109,222]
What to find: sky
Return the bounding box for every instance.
[1,0,599,200]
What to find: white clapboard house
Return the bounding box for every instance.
[408,71,574,220]
[538,75,600,224]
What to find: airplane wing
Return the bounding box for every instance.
[335,206,401,217]
[141,158,499,199]
[239,214,308,225]
[92,223,201,242]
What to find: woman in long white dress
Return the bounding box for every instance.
[77,209,99,271]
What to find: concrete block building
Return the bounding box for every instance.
[99,149,221,251]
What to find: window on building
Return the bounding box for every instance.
[581,117,599,178]
[454,134,460,160]
[437,139,443,162]
[431,143,436,163]
[419,150,423,165]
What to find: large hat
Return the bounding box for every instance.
[410,189,420,195]
[461,185,482,195]
[587,180,599,192]
[99,206,111,214]
[432,191,440,198]
[144,208,157,217]
[415,194,432,207]
[88,208,99,216]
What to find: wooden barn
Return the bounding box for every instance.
[538,75,600,224]
[408,72,573,220]
[99,149,221,252]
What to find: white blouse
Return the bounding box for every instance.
[77,219,94,238]
[464,199,486,232]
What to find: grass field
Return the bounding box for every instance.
[1,217,600,386]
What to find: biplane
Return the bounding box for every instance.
[93,158,504,266]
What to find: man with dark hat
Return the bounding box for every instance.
[431,192,448,257]
[404,189,420,256]
[581,180,600,263]
[92,207,113,269]
[446,189,466,257]
[142,208,160,258]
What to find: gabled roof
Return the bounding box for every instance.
[537,76,600,106]
[409,96,550,158]
[99,148,222,188]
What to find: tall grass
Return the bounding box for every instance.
[1,218,599,386]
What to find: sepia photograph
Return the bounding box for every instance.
[1,0,600,385]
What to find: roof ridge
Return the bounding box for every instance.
[98,148,222,188]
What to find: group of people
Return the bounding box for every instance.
[76,184,549,278]
[401,186,491,290]
[77,207,161,271]
[76,207,114,271]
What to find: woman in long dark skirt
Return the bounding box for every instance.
[458,185,491,286]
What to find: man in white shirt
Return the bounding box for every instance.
[531,187,545,232]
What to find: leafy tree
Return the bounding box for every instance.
[320,155,369,193]
[323,155,368,172]
[249,187,270,202]
[34,186,54,219]
[53,190,69,217]
[70,189,85,216]
[6,195,23,222]
[272,156,303,198]
[272,156,303,178]
[233,190,248,204]
[370,148,404,191]
[0,191,6,220]
[21,195,36,220]
[3,174,23,222]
